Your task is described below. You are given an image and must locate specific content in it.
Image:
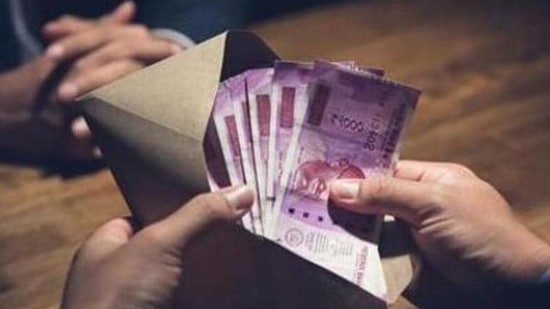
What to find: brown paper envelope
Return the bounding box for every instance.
[79,30,411,308]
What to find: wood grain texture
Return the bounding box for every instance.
[0,0,549,308]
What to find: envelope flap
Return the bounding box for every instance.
[78,31,279,224]
[82,32,227,143]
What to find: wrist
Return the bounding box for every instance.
[0,56,54,115]
[503,224,550,284]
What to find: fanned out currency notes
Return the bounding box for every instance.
[205,60,420,301]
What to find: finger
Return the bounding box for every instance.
[42,16,94,41]
[45,27,112,61]
[395,160,476,182]
[62,134,97,160]
[57,60,143,102]
[76,218,135,270]
[45,25,152,62]
[93,147,102,158]
[145,186,254,251]
[101,1,136,24]
[71,117,92,140]
[42,2,134,41]
[72,39,180,70]
[329,177,439,227]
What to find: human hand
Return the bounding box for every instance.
[42,1,182,104]
[0,1,181,160]
[42,1,137,41]
[329,161,550,302]
[62,186,254,309]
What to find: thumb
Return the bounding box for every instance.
[145,186,254,252]
[101,1,136,24]
[330,176,437,227]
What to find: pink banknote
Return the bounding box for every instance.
[267,61,314,203]
[225,75,264,235]
[271,62,420,299]
[245,68,275,227]
[211,85,254,231]
[267,61,385,205]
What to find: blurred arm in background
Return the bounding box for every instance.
[0,0,246,161]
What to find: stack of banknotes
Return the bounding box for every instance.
[205,60,420,300]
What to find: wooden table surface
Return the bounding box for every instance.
[1,0,549,308]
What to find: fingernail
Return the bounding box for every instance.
[223,186,255,211]
[58,83,79,102]
[45,44,64,60]
[71,118,90,138]
[331,180,360,200]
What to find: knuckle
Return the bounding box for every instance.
[98,25,113,40]
[427,184,450,207]
[191,193,226,221]
[106,26,116,39]
[447,163,476,178]
[73,59,89,72]
[109,41,131,55]
[360,176,392,205]
[138,225,160,241]
[136,225,164,248]
[371,176,393,200]
[130,25,149,37]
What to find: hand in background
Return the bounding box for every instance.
[62,186,254,309]
[329,161,550,305]
[0,1,181,161]
[42,1,181,104]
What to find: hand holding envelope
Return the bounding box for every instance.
[78,31,414,308]
[209,60,420,301]
[62,187,255,309]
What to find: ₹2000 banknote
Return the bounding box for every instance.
[270,61,420,300]
[205,59,420,299]
[211,85,254,231]
[266,61,386,207]
[267,61,314,207]
[246,68,275,227]
[225,75,264,235]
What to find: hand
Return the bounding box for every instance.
[62,186,254,309]
[329,161,550,303]
[0,2,181,161]
[42,1,137,41]
[42,1,182,104]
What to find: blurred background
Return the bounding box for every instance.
[0,0,549,308]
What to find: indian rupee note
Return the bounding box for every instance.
[225,75,264,236]
[267,61,384,206]
[246,68,275,228]
[271,62,420,300]
[211,85,254,232]
[267,61,314,206]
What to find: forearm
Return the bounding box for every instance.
[0,56,53,119]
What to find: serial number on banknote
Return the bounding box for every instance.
[328,113,385,152]
[329,113,365,132]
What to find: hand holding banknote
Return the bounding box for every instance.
[330,160,550,306]
[61,186,254,309]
